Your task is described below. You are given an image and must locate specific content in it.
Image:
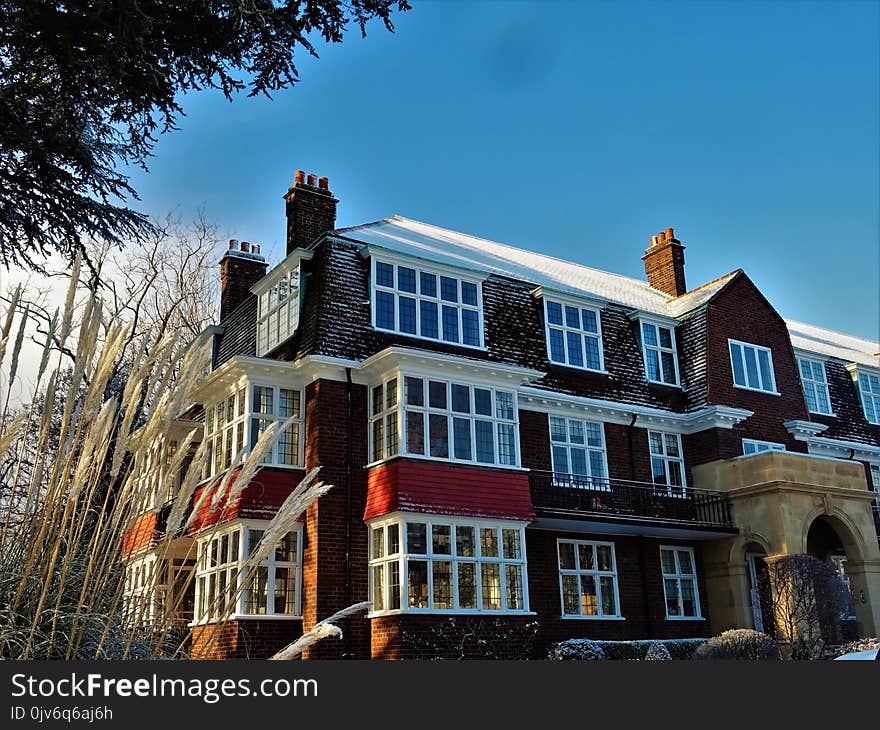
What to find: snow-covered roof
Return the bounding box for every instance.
[333,215,878,367]
[786,319,880,368]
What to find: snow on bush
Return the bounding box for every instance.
[549,638,606,660]
[549,637,705,660]
[832,637,880,658]
[644,642,672,661]
[694,629,777,660]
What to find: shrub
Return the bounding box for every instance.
[549,639,606,661]
[832,637,880,658]
[549,637,704,660]
[694,629,777,660]
[645,642,672,661]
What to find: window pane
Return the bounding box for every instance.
[405,377,424,406]
[420,272,437,297]
[388,524,400,554]
[461,309,480,346]
[274,567,297,614]
[744,347,760,388]
[596,545,613,572]
[570,449,588,476]
[398,296,417,334]
[481,563,501,610]
[562,574,579,615]
[677,549,694,575]
[757,349,773,390]
[275,532,297,562]
[440,276,458,302]
[680,579,697,616]
[502,529,521,559]
[441,305,459,342]
[461,281,478,307]
[661,352,677,384]
[253,386,273,415]
[815,385,831,414]
[475,420,495,463]
[497,423,516,465]
[419,300,439,338]
[664,434,680,457]
[580,575,598,615]
[375,261,394,287]
[648,432,663,455]
[371,565,385,612]
[372,527,385,559]
[372,385,384,416]
[730,342,745,386]
[546,300,564,326]
[599,576,616,616]
[386,379,398,409]
[406,410,425,454]
[474,388,492,416]
[376,290,395,330]
[552,446,570,474]
[453,417,472,461]
[577,543,594,570]
[646,349,661,381]
[480,528,499,557]
[397,266,416,293]
[584,336,601,370]
[428,414,449,458]
[550,417,568,443]
[246,566,268,614]
[428,380,447,409]
[652,457,667,484]
[406,522,427,554]
[372,418,384,461]
[566,331,584,367]
[451,384,470,413]
[564,305,580,329]
[458,562,477,608]
[642,322,658,346]
[388,561,401,610]
[589,450,606,480]
[581,309,598,333]
[433,561,453,609]
[408,560,429,608]
[660,549,676,574]
[279,388,300,418]
[432,524,452,555]
[664,579,681,616]
[549,328,566,363]
[506,564,524,610]
[455,526,475,557]
[558,542,576,570]
[659,327,673,349]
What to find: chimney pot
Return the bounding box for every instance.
[307,173,317,186]
[240,241,250,252]
[658,231,667,244]
[666,227,675,240]
[252,243,261,254]
[318,176,329,190]
[228,239,238,250]
[294,170,305,184]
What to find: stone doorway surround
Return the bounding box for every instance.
[693,451,880,637]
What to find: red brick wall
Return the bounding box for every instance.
[191,619,303,660]
[219,254,267,322]
[525,529,709,655]
[643,239,687,297]
[364,459,535,522]
[284,182,337,254]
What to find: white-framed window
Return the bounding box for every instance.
[640,320,679,385]
[203,383,304,479]
[368,515,529,615]
[193,521,302,622]
[798,357,833,415]
[660,546,701,619]
[648,431,686,495]
[122,554,160,627]
[742,439,786,455]
[256,266,301,356]
[869,463,880,493]
[372,258,483,348]
[544,297,604,371]
[557,539,621,619]
[856,370,880,425]
[728,339,778,394]
[368,375,519,468]
[549,416,609,489]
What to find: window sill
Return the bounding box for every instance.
[732,384,781,396]
[646,379,682,390]
[549,362,609,376]
[373,325,488,353]
[364,454,528,472]
[664,616,705,621]
[368,609,536,619]
[561,615,625,621]
[189,614,303,627]
[808,409,836,418]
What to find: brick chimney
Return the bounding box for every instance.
[284,169,338,254]
[642,227,687,297]
[219,239,268,321]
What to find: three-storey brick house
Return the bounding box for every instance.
[122,170,880,659]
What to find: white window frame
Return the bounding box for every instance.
[369,376,400,463]
[368,373,520,469]
[543,295,606,373]
[122,554,161,627]
[249,382,305,469]
[868,463,880,503]
[192,520,303,624]
[660,546,703,620]
[371,257,485,349]
[256,265,302,356]
[639,318,680,386]
[797,356,834,415]
[742,439,786,455]
[557,539,622,620]
[548,415,610,490]
[728,339,779,395]
[648,431,687,496]
[855,369,880,425]
[367,514,530,616]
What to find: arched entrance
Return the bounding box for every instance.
[806,517,858,640]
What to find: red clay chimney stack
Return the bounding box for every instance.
[284,168,338,254]
[642,226,687,297]
[219,239,267,321]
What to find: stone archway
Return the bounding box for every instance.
[803,515,860,640]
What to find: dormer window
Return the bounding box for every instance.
[639,320,679,385]
[253,251,310,357]
[797,357,833,415]
[544,297,604,371]
[856,370,880,424]
[372,258,483,348]
[728,340,778,394]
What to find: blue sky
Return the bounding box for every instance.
[127,0,879,340]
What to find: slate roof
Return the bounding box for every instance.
[786,319,879,367]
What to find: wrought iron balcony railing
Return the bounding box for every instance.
[529,470,734,528]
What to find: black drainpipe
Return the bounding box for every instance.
[344,367,354,658]
[628,413,653,638]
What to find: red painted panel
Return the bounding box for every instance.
[187,467,306,533]
[122,512,158,557]
[364,459,535,522]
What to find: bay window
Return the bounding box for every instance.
[798,357,832,415]
[368,516,529,614]
[558,539,621,618]
[544,298,604,371]
[372,259,484,348]
[729,339,778,394]
[648,431,686,496]
[660,546,701,619]
[369,375,520,468]
[203,382,304,479]
[640,320,679,385]
[194,522,302,622]
[549,416,609,489]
